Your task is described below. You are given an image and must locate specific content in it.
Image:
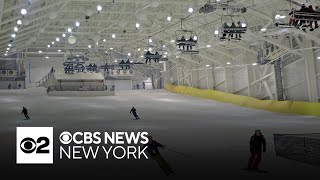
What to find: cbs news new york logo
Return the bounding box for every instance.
[16,127,53,164]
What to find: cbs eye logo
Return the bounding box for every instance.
[59,131,72,144]
[20,137,50,154]
[16,127,53,164]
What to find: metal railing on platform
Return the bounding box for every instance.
[35,67,54,87]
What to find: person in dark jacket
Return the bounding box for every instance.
[144,136,174,176]
[248,129,266,170]
[308,5,318,31]
[21,107,30,120]
[130,106,140,120]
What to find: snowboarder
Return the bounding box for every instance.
[21,107,30,120]
[130,106,140,120]
[144,136,174,176]
[248,129,266,170]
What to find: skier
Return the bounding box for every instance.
[142,82,145,90]
[8,84,11,89]
[130,106,140,120]
[21,107,30,120]
[144,136,174,176]
[18,84,21,89]
[248,129,266,170]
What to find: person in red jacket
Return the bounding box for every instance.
[248,129,266,170]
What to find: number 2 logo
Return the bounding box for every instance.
[20,137,50,154]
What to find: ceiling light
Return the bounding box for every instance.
[135,23,140,28]
[58,50,61,52]
[46,56,49,59]
[14,27,18,32]
[105,51,108,53]
[62,33,66,37]
[88,45,92,48]
[39,51,42,53]
[176,56,179,58]
[261,28,267,32]
[17,20,22,25]
[280,15,286,19]
[206,45,211,48]
[275,14,281,20]
[103,39,106,42]
[214,30,219,35]
[75,21,80,27]
[206,65,210,67]
[167,16,172,21]
[48,45,51,48]
[5,51,8,53]
[4,54,7,56]
[130,60,133,63]
[97,5,102,11]
[56,37,59,41]
[164,52,168,55]
[8,44,11,47]
[163,55,167,58]
[76,55,79,57]
[51,42,54,45]
[171,40,175,43]
[114,60,117,63]
[109,47,113,50]
[149,38,152,43]
[138,48,141,51]
[11,34,16,38]
[21,9,27,15]
[226,62,231,65]
[148,48,152,51]
[141,55,144,58]
[188,7,193,13]
[317,57,320,60]
[96,42,99,45]
[112,34,116,38]
[193,36,198,40]
[7,48,10,50]
[241,23,246,27]
[252,63,258,66]
[68,28,72,33]
[128,53,131,56]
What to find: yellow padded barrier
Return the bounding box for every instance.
[165,83,320,117]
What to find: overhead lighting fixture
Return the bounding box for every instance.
[144,49,147,52]
[21,9,27,15]
[52,42,54,45]
[171,40,175,43]
[226,62,231,65]
[176,56,179,58]
[97,5,102,11]
[38,51,42,53]
[188,7,193,13]
[7,48,10,50]
[149,38,152,43]
[317,57,320,60]
[135,23,140,28]
[8,44,11,47]
[206,65,210,67]
[75,21,80,27]
[17,20,22,25]
[163,45,166,48]
[112,34,116,39]
[214,30,219,35]
[148,47,152,51]
[167,16,172,21]
[280,15,286,19]
[109,47,113,50]
[5,51,8,53]
[193,36,198,40]
[48,45,51,48]
[206,45,211,48]
[14,27,18,32]
[164,52,168,55]
[4,54,8,56]
[137,48,141,51]
[275,14,281,20]
[103,39,106,42]
[62,33,66,37]
[11,34,16,38]
[130,60,133,63]
[241,23,246,27]
[68,28,72,33]
[114,60,117,63]
[46,56,49,59]
[88,45,92,48]
[261,28,267,32]
[163,55,167,58]
[105,51,108,53]
[58,50,61,52]
[76,55,79,57]
[56,37,59,41]
[141,55,144,58]
[128,53,131,56]
[252,63,258,66]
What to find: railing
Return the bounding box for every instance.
[35,67,54,87]
[47,85,113,92]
